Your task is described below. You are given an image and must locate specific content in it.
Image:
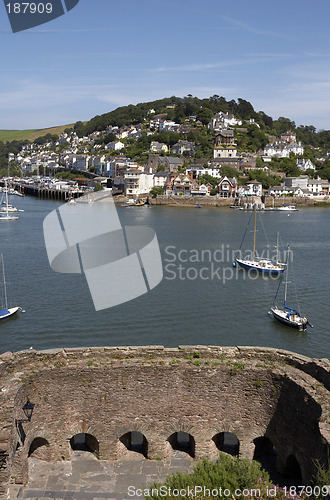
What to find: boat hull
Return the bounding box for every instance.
[0,306,20,321]
[0,214,19,220]
[274,206,298,211]
[235,259,284,275]
[271,307,307,331]
[0,206,17,212]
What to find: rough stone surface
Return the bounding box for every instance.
[0,345,329,498]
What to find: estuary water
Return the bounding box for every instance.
[1,195,329,359]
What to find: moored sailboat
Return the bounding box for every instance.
[0,254,21,321]
[0,181,18,221]
[270,246,312,331]
[234,207,285,274]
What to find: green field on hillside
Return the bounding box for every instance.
[0,124,75,143]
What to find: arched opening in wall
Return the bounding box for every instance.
[28,438,49,458]
[212,432,239,456]
[119,431,148,458]
[253,437,277,479]
[168,431,195,458]
[283,455,302,482]
[70,433,99,458]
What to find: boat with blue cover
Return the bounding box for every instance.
[270,245,312,331]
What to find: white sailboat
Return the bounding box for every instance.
[270,245,312,331]
[0,181,18,221]
[274,194,298,211]
[234,207,285,274]
[0,254,21,321]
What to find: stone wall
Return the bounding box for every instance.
[0,346,329,498]
[147,195,320,207]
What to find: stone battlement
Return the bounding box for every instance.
[0,346,329,497]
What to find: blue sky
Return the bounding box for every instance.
[1,0,330,130]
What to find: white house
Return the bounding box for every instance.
[283,175,309,191]
[238,180,263,197]
[190,183,210,196]
[208,112,242,131]
[153,171,169,188]
[150,141,168,153]
[296,159,316,171]
[287,142,304,155]
[307,178,324,196]
[213,145,238,159]
[172,140,197,156]
[268,185,291,196]
[124,169,154,197]
[185,165,222,179]
[159,120,181,132]
[106,141,125,151]
[264,141,304,158]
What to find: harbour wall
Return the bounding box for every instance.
[0,345,329,497]
[148,195,324,207]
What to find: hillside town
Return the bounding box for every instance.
[5,106,330,202]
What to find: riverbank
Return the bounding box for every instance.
[142,195,329,208]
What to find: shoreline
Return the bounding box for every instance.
[116,194,330,208]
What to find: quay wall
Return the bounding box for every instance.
[0,345,329,497]
[148,195,324,207]
[12,183,81,201]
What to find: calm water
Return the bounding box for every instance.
[1,196,329,359]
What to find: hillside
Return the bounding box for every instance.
[0,123,75,143]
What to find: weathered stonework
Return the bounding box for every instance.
[0,345,329,498]
[147,195,318,207]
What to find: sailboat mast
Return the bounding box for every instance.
[252,205,256,260]
[1,254,7,309]
[5,180,9,217]
[276,232,279,265]
[284,245,289,307]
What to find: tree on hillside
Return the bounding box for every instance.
[296,125,318,147]
[220,165,240,178]
[73,120,86,137]
[236,98,257,119]
[270,157,300,177]
[198,173,219,187]
[95,132,116,145]
[248,169,282,189]
[34,133,58,145]
[258,111,273,128]
[197,108,213,125]
[272,117,296,134]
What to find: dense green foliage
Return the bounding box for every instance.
[145,455,309,500]
[146,455,269,499]
[150,186,164,196]
[198,174,219,188]
[53,170,88,181]
[269,157,302,177]
[67,94,330,150]
[2,95,330,181]
[33,133,58,145]
[248,170,282,188]
[0,139,29,175]
[312,453,330,499]
[236,125,269,152]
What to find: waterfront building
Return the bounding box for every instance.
[217,176,238,197]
